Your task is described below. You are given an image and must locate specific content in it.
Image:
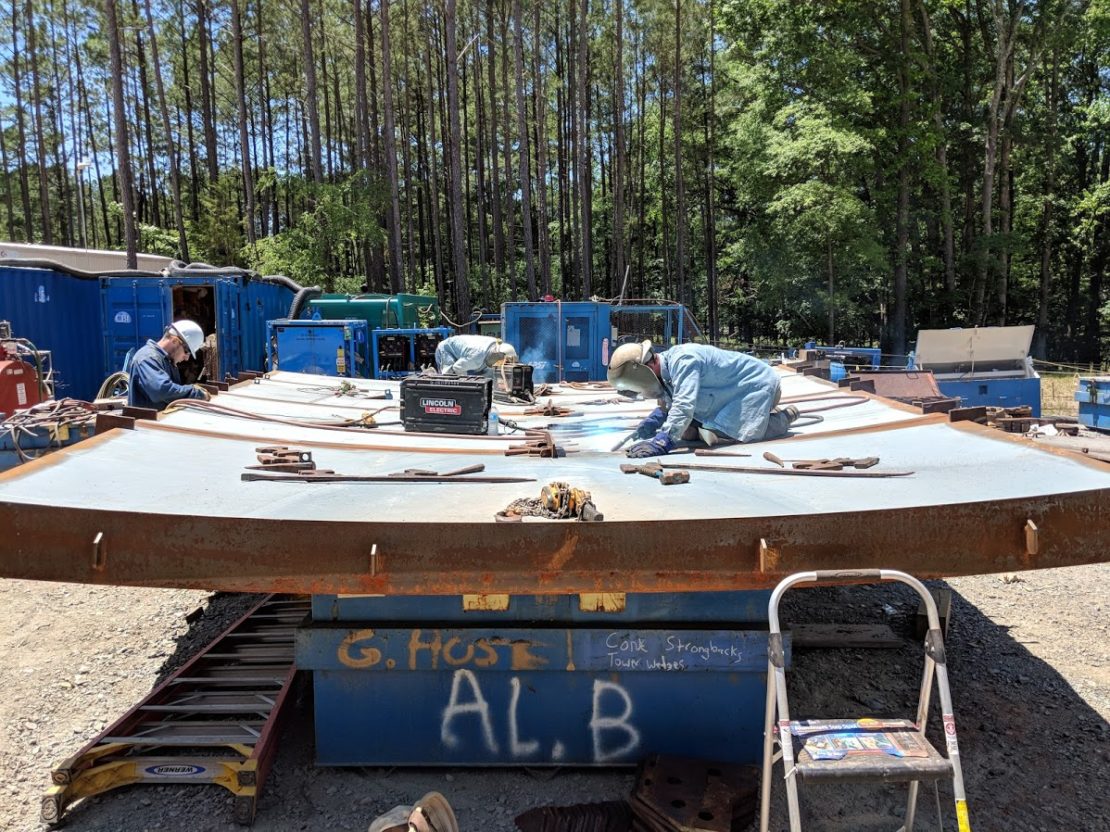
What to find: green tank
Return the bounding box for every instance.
[306,293,439,330]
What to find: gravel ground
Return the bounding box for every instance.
[0,564,1107,832]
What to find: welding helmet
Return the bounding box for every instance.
[487,341,518,367]
[167,320,205,357]
[607,340,661,397]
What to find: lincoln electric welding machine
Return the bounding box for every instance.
[401,374,493,435]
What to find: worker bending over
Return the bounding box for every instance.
[128,320,211,411]
[435,334,518,376]
[608,341,798,458]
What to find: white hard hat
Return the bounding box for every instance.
[168,319,205,357]
[487,341,518,367]
[607,339,660,396]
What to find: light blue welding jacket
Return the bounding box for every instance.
[657,344,781,443]
[435,335,499,375]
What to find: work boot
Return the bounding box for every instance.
[782,404,800,424]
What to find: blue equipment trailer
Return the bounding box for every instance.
[912,325,1041,416]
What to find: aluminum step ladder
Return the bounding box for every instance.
[759,570,971,832]
[42,595,309,826]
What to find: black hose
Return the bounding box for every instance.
[288,286,323,320]
[256,273,304,293]
[0,257,159,280]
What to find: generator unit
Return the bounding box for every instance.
[401,374,492,435]
[371,327,452,379]
[267,319,370,378]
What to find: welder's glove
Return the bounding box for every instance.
[627,431,675,458]
[634,407,667,439]
[192,384,212,401]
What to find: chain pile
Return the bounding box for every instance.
[499,481,602,521]
[2,398,98,462]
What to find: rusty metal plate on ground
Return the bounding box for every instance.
[630,755,758,832]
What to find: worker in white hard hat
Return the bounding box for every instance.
[127,320,212,411]
[434,334,518,377]
[608,340,798,458]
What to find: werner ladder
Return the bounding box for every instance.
[759,569,971,832]
[42,595,308,826]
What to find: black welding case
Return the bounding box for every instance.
[401,374,493,435]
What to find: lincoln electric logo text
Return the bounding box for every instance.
[421,397,461,416]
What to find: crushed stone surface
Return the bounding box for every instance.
[0,564,1106,831]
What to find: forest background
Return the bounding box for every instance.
[1,0,1108,361]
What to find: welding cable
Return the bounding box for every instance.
[96,371,130,400]
[779,393,870,415]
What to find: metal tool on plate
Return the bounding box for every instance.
[620,461,690,485]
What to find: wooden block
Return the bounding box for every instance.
[949,406,988,423]
[915,588,953,639]
[121,405,158,421]
[790,624,902,649]
[94,413,135,435]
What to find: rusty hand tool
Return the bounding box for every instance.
[522,400,577,417]
[694,449,752,458]
[242,470,534,484]
[660,461,912,478]
[505,430,566,458]
[762,451,879,470]
[388,464,487,478]
[247,445,317,472]
[620,462,690,485]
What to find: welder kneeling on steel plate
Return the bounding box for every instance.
[128,319,212,411]
[607,340,798,458]
[434,334,518,377]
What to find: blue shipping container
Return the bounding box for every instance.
[2,264,296,400]
[297,622,787,767]
[101,271,293,382]
[0,265,106,400]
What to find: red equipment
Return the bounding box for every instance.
[0,334,44,418]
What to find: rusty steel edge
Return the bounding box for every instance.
[0,487,1104,595]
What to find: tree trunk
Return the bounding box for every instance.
[105,0,137,268]
[446,0,470,318]
[1033,46,1059,359]
[472,2,491,307]
[300,0,324,184]
[229,0,256,246]
[672,0,686,306]
[485,0,506,295]
[533,0,551,296]
[512,0,537,300]
[144,0,190,259]
[11,5,34,241]
[380,0,404,291]
[612,0,626,302]
[26,0,53,243]
[0,116,16,240]
[197,0,218,182]
[577,0,591,297]
[891,0,912,356]
[917,1,955,298]
[703,0,717,338]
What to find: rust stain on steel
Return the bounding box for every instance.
[139,419,514,455]
[743,413,946,447]
[0,488,1104,595]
